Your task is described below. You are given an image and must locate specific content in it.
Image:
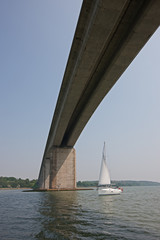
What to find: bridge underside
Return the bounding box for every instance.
[38,0,160,189]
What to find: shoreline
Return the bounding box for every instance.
[0,188,32,190]
[23,187,94,192]
[0,187,94,192]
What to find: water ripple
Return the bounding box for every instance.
[0,187,160,239]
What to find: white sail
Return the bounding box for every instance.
[98,142,111,185]
[98,142,123,195]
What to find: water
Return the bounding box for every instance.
[0,186,160,240]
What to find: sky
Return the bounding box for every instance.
[0,1,160,182]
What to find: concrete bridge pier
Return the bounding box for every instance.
[38,147,76,190]
[50,147,76,189]
[38,157,50,189]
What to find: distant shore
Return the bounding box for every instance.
[0,176,37,189]
[0,188,32,190]
[77,180,160,187]
[1,177,160,189]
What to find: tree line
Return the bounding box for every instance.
[1,177,160,189]
[77,180,160,187]
[0,176,37,188]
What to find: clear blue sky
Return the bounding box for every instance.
[0,0,160,182]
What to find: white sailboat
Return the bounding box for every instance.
[98,142,123,195]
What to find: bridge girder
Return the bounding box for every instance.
[40,0,160,175]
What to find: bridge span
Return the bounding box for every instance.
[38,0,160,189]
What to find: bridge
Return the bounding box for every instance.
[37,0,160,190]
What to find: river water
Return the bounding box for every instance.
[0,186,160,240]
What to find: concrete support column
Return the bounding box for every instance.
[38,165,44,189]
[50,147,76,189]
[43,158,50,189]
[38,158,50,189]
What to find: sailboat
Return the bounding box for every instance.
[98,142,123,195]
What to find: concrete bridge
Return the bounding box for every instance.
[38,0,160,190]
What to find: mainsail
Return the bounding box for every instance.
[98,142,111,185]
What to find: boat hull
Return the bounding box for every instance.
[98,187,122,195]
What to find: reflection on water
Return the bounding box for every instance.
[35,191,78,239]
[34,188,160,240]
[0,187,160,240]
[35,190,117,240]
